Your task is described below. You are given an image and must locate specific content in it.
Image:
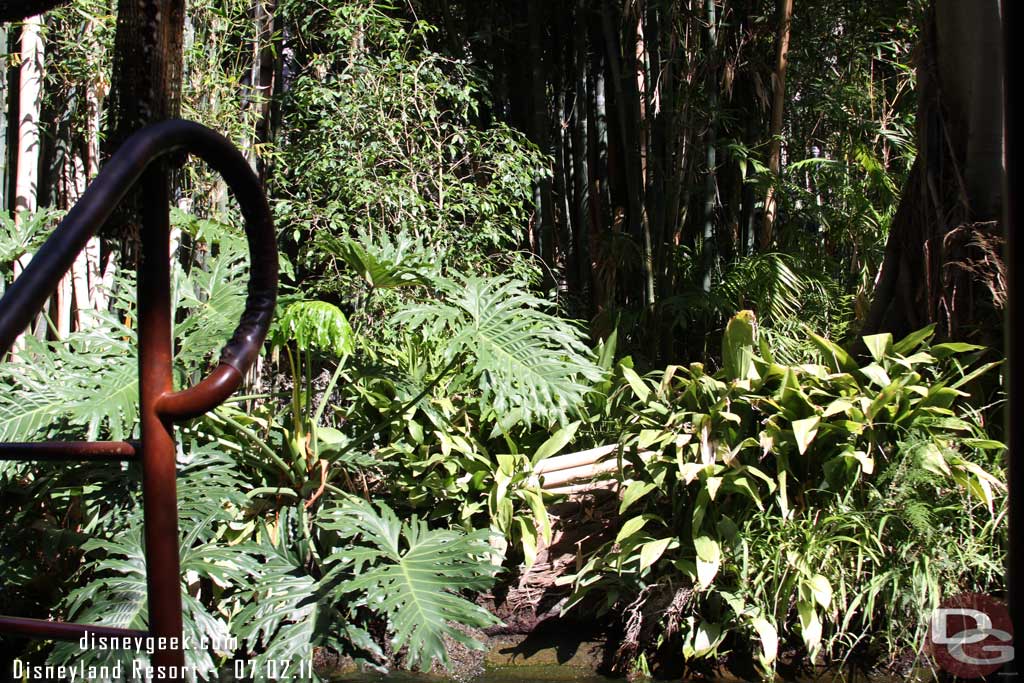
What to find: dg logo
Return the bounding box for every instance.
[928,592,1014,679]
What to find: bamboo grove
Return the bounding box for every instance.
[407,0,926,363]
[0,1,936,364]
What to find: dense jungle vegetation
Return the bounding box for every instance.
[0,0,1008,680]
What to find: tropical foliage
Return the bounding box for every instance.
[561,319,1005,675]
[0,0,1008,680]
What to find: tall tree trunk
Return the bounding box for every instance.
[647,0,670,296]
[555,84,572,296]
[69,15,109,330]
[759,0,793,250]
[701,0,718,293]
[668,2,696,256]
[863,0,1004,343]
[12,15,45,352]
[589,10,614,324]
[42,21,72,340]
[240,0,279,396]
[571,0,592,313]
[637,4,656,307]
[527,0,555,276]
[247,0,278,181]
[104,0,186,260]
[14,15,44,236]
[0,24,6,217]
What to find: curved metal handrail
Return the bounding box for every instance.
[0,120,277,675]
[0,119,278,415]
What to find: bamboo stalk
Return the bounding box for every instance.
[546,480,619,496]
[534,443,619,474]
[536,445,654,493]
[539,457,622,488]
[12,15,45,354]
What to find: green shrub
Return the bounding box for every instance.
[563,315,1006,676]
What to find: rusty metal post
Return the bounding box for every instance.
[137,167,184,675]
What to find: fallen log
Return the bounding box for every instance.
[536,444,653,492]
[538,458,621,488]
[534,444,620,474]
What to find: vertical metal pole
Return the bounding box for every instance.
[137,166,184,677]
[1002,0,1021,671]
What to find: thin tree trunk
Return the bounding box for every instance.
[527,0,555,274]
[590,18,613,320]
[555,84,572,296]
[242,0,278,397]
[636,5,656,307]
[69,19,107,330]
[701,0,718,293]
[572,0,591,309]
[668,2,695,255]
[85,26,109,316]
[0,24,6,217]
[104,0,186,258]
[760,0,794,250]
[247,0,277,178]
[14,14,44,233]
[12,15,45,352]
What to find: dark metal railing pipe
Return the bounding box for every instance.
[0,441,139,461]
[0,616,148,642]
[0,120,277,378]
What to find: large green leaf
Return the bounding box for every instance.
[722,310,759,380]
[48,523,230,676]
[323,496,501,670]
[272,300,355,356]
[0,224,253,443]
[0,316,139,441]
[324,232,434,290]
[235,539,322,668]
[397,274,604,426]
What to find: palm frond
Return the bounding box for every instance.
[712,252,818,324]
